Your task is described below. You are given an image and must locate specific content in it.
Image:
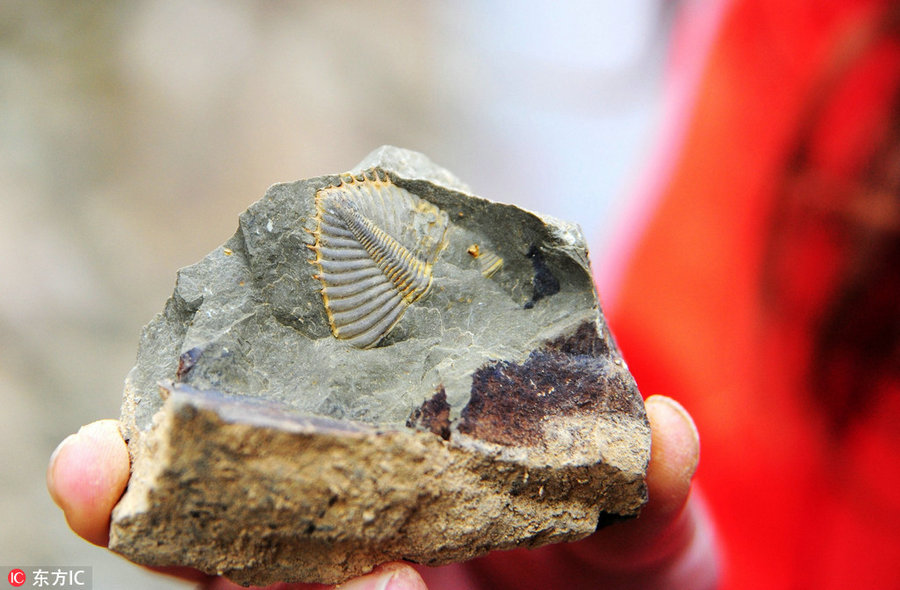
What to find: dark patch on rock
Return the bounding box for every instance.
[407,387,452,440]
[459,347,639,447]
[544,321,611,359]
[524,245,560,309]
[176,347,202,381]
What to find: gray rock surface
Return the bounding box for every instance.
[109,146,651,585]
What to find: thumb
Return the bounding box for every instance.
[579,394,701,569]
[47,419,130,546]
[336,563,428,590]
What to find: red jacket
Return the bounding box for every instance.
[607,0,900,587]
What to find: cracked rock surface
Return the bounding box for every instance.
[109,146,651,585]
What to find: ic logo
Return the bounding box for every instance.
[7,569,26,587]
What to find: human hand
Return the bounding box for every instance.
[47,396,712,589]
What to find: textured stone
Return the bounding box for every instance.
[109,146,651,585]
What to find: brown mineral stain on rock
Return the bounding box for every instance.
[176,347,202,381]
[544,320,612,358]
[406,386,452,440]
[458,322,640,448]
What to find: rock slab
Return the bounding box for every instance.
[108,146,651,585]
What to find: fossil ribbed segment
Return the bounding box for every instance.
[467,243,504,278]
[310,172,449,348]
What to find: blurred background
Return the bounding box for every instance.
[0,1,678,587]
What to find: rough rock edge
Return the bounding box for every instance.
[111,381,648,585]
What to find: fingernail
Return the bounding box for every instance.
[338,566,424,590]
[47,433,78,503]
[646,395,700,477]
[337,570,393,590]
[656,396,699,446]
[378,571,400,590]
[77,419,122,443]
[49,433,77,469]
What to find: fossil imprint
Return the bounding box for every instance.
[466,243,504,278]
[310,172,450,348]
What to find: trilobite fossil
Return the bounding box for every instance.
[309,172,449,348]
